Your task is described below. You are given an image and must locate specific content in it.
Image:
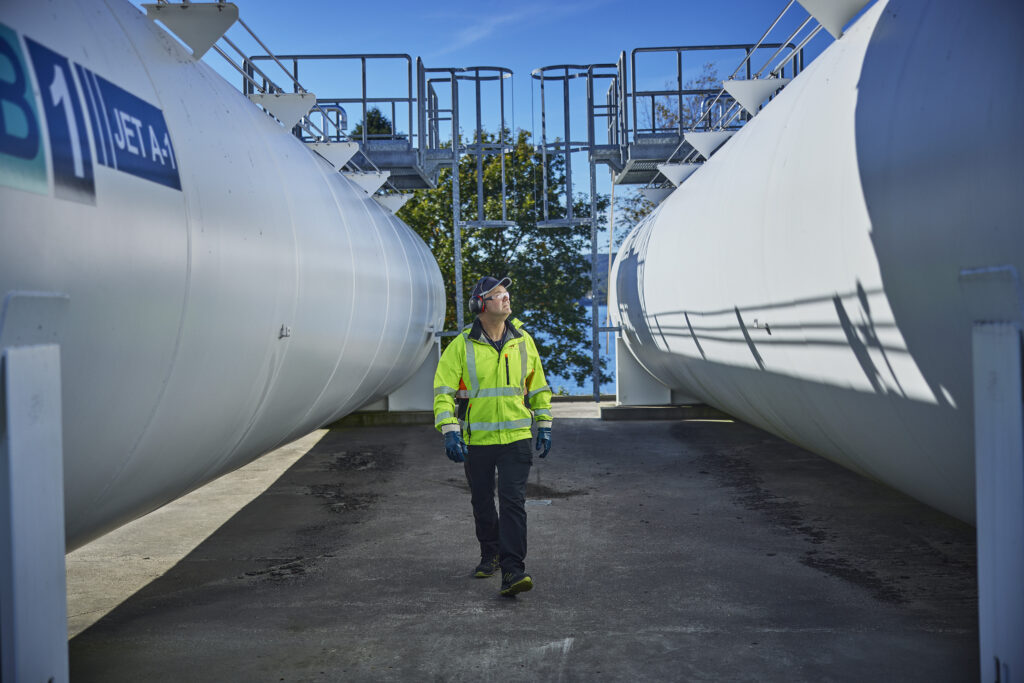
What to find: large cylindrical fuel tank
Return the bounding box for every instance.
[612,0,1024,523]
[0,0,444,548]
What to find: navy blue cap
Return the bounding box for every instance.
[471,276,511,300]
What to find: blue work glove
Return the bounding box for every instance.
[444,431,468,463]
[535,427,551,458]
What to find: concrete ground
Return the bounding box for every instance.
[67,402,978,682]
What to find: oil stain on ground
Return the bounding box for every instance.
[441,477,588,501]
[673,420,975,610]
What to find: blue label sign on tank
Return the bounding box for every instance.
[0,23,47,196]
[76,64,180,191]
[25,37,96,204]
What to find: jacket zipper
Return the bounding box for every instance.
[505,355,510,385]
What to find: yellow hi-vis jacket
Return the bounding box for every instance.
[433,317,553,446]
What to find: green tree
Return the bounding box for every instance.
[637,62,721,134]
[349,107,396,140]
[398,129,610,388]
[612,192,656,250]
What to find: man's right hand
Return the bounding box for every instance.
[444,431,468,463]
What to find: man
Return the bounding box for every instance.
[433,275,553,597]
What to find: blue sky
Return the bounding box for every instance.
[134,0,833,138]
[226,0,820,67]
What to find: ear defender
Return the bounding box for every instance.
[469,294,484,314]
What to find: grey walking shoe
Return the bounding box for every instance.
[499,571,533,596]
[473,555,499,578]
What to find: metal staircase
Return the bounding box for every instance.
[142,0,874,397]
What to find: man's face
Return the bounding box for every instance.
[483,285,511,317]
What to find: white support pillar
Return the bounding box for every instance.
[959,265,1024,682]
[972,322,1024,683]
[0,344,68,683]
[388,353,437,412]
[615,335,670,406]
[0,291,69,682]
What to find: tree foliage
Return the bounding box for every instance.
[398,129,611,387]
[633,62,722,135]
[653,62,721,132]
[349,107,396,140]
[612,192,656,250]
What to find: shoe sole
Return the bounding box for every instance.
[474,570,496,578]
[500,576,533,596]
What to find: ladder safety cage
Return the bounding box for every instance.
[531,64,617,229]
[420,64,517,331]
[531,62,623,401]
[459,67,516,230]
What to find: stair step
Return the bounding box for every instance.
[343,170,390,195]
[683,131,734,160]
[722,78,790,116]
[797,0,872,39]
[142,1,238,59]
[639,187,674,205]
[307,141,359,170]
[373,193,413,213]
[656,163,702,187]
[248,92,316,128]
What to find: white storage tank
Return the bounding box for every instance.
[612,0,1024,523]
[0,0,444,548]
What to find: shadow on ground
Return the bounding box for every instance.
[70,418,978,682]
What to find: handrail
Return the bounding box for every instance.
[209,40,340,142]
[715,21,825,130]
[236,17,306,93]
[768,25,823,78]
[628,43,798,140]
[250,54,415,147]
[753,16,813,78]
[624,0,850,168]
[729,0,797,80]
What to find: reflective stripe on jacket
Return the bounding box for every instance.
[433,317,553,446]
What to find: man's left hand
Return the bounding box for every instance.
[535,427,551,458]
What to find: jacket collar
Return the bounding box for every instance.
[468,317,523,343]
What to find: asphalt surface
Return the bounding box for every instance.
[67,403,978,681]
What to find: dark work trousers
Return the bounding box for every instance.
[464,438,533,574]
